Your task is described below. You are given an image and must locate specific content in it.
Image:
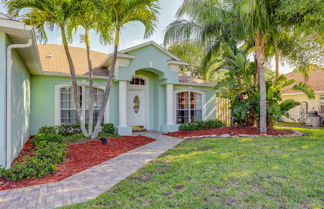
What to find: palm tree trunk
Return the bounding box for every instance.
[254,33,267,133]
[85,30,94,135]
[91,27,120,139]
[274,38,280,79]
[253,53,258,85]
[60,25,88,137]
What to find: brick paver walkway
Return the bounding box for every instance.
[0,133,183,209]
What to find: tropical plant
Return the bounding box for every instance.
[167,41,204,77]
[67,0,113,136]
[5,0,89,136]
[91,0,159,138]
[164,0,320,132]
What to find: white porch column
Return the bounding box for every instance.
[119,80,127,127]
[166,83,174,125]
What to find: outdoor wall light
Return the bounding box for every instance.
[100,137,108,144]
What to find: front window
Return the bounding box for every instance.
[176,91,203,124]
[60,86,104,125]
[320,96,324,112]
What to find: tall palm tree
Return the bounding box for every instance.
[67,0,113,136]
[165,0,315,133]
[91,0,159,138]
[6,0,89,136]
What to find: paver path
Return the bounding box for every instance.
[0,133,183,209]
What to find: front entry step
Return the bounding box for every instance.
[132,126,147,132]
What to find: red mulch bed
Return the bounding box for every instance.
[166,127,295,138]
[0,136,155,191]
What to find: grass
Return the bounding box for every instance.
[62,133,120,144]
[276,121,308,127]
[63,127,324,209]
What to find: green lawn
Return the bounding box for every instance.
[64,127,324,209]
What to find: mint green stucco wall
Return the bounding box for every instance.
[0,32,6,167]
[30,75,108,134]
[10,39,32,165]
[116,45,179,84]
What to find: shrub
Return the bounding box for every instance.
[31,133,63,146]
[35,142,66,164]
[1,157,57,181]
[56,124,81,136]
[38,126,58,135]
[101,123,115,134]
[179,120,225,131]
[0,141,66,181]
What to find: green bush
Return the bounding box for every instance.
[101,123,115,134]
[38,126,58,135]
[31,133,63,146]
[179,120,225,131]
[1,139,67,181]
[56,124,81,136]
[1,157,57,181]
[35,142,66,164]
[38,124,82,137]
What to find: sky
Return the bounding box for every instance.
[0,0,293,73]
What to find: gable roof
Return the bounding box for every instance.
[281,69,324,94]
[37,44,213,87]
[119,41,182,61]
[38,44,109,76]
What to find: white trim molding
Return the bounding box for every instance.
[127,74,150,130]
[119,41,182,61]
[54,83,109,126]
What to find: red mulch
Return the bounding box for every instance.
[166,127,295,138]
[0,136,155,191]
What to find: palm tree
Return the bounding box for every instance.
[6,0,89,136]
[67,0,113,136]
[91,0,159,138]
[165,0,315,133]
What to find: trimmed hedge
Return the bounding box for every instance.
[179,120,226,131]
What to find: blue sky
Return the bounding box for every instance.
[0,0,292,73]
[0,0,183,53]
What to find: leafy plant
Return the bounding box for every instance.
[34,142,67,164]
[31,133,63,146]
[101,123,115,134]
[38,126,58,135]
[1,157,57,181]
[179,120,225,131]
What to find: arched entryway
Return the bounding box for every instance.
[127,75,148,129]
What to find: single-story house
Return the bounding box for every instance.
[281,69,324,125]
[0,14,216,168]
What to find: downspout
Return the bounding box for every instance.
[5,38,33,169]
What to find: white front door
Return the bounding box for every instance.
[128,90,146,127]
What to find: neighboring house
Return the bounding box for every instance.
[281,69,324,125]
[0,15,216,168]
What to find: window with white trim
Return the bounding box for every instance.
[176,91,202,123]
[320,95,324,112]
[60,86,104,124]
